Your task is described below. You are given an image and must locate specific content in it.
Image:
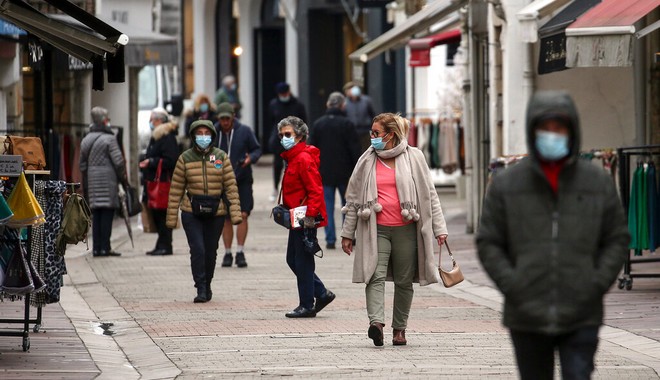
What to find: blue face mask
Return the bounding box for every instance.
[535,130,569,161]
[195,135,212,150]
[199,103,209,113]
[370,134,391,150]
[149,122,155,131]
[281,136,296,150]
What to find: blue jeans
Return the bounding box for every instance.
[181,212,225,290]
[286,228,328,309]
[510,326,599,380]
[323,184,347,245]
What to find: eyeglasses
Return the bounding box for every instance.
[278,132,295,139]
[370,130,386,138]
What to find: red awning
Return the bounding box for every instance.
[568,0,659,33]
[408,29,461,67]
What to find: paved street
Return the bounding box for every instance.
[2,156,660,379]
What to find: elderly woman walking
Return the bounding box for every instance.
[166,120,242,303]
[278,116,336,318]
[340,113,448,346]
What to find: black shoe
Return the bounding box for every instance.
[92,250,106,257]
[221,253,233,267]
[235,252,247,268]
[194,288,208,303]
[98,250,121,257]
[314,290,336,313]
[326,243,336,249]
[368,323,385,347]
[146,248,158,255]
[206,285,212,301]
[150,249,173,256]
[285,306,316,318]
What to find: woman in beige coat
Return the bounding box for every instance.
[340,113,448,346]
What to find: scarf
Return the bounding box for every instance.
[342,139,419,222]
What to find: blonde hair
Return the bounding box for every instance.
[372,113,409,146]
[193,94,215,112]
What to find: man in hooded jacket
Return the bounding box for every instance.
[476,91,629,379]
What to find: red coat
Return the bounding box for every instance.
[280,142,328,227]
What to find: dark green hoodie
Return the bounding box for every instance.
[476,91,630,335]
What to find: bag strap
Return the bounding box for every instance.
[439,240,458,269]
[153,159,163,183]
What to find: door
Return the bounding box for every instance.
[254,27,285,152]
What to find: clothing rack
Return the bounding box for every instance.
[0,169,51,351]
[616,144,660,290]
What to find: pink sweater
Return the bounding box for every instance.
[376,159,412,226]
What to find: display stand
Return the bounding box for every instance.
[0,165,50,351]
[616,144,660,290]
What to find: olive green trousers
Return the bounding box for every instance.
[366,223,417,329]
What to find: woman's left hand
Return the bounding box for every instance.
[436,234,448,246]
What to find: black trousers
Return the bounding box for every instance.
[285,228,327,310]
[510,326,599,380]
[151,208,172,251]
[181,212,225,290]
[92,208,115,253]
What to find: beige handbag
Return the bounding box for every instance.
[438,241,464,287]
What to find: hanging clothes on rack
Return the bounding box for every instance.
[43,180,67,304]
[440,118,459,174]
[647,162,659,252]
[628,163,649,252]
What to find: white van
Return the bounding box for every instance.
[137,64,182,153]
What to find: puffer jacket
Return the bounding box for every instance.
[280,142,328,227]
[476,91,630,335]
[79,125,126,209]
[166,121,242,228]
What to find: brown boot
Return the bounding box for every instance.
[368,323,385,347]
[392,329,407,346]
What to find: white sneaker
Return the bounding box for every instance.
[269,189,277,202]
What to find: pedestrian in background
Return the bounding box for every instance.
[267,82,308,201]
[476,91,629,380]
[79,106,127,257]
[214,74,242,119]
[139,107,179,256]
[215,103,262,268]
[184,94,218,136]
[166,120,242,303]
[278,116,335,318]
[343,81,376,153]
[340,113,448,346]
[308,92,361,249]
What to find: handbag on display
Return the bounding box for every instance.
[122,182,142,217]
[5,136,47,170]
[438,241,464,288]
[1,242,35,295]
[146,159,171,210]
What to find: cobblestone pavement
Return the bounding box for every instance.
[2,156,660,379]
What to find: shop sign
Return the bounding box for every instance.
[28,40,44,70]
[0,155,23,177]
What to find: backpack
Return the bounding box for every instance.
[56,192,92,255]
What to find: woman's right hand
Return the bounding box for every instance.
[341,237,353,256]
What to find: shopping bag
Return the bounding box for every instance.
[146,159,171,210]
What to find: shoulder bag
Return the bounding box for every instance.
[271,185,307,229]
[438,241,464,287]
[146,159,171,210]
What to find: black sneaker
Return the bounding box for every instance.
[285,306,316,318]
[314,290,336,313]
[326,243,336,249]
[235,252,247,268]
[221,253,233,267]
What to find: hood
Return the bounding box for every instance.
[526,90,580,162]
[152,122,177,141]
[188,120,217,141]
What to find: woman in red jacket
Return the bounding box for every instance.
[278,116,336,318]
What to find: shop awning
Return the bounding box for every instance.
[50,14,177,67]
[537,0,601,74]
[0,18,24,36]
[517,0,573,43]
[565,0,660,67]
[348,0,465,63]
[408,29,461,66]
[0,0,128,63]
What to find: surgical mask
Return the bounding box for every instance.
[350,86,361,97]
[370,134,391,150]
[199,103,209,113]
[149,122,155,131]
[281,136,296,150]
[229,84,237,91]
[535,130,569,161]
[278,95,290,103]
[195,135,212,150]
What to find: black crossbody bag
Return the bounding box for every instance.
[188,193,221,218]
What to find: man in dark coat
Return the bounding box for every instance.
[215,103,262,268]
[308,92,361,249]
[79,106,126,257]
[476,91,630,380]
[139,107,180,256]
[267,82,308,201]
